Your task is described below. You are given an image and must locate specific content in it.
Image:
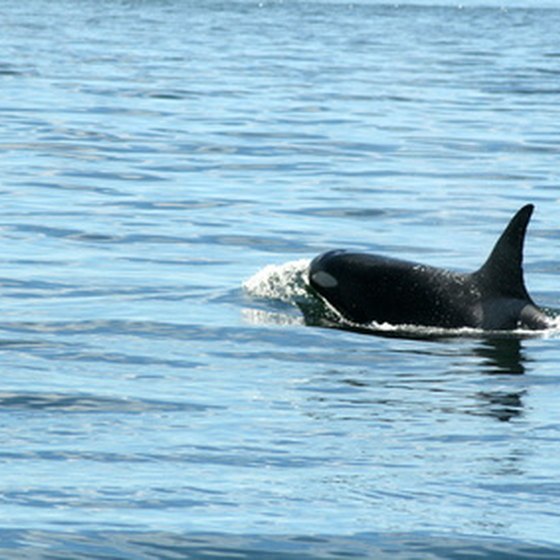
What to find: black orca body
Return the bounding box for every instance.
[309,205,551,331]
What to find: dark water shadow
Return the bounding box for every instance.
[474,337,526,375]
[297,293,535,422]
[468,338,527,422]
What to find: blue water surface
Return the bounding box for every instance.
[1,0,560,558]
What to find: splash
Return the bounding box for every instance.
[243,259,329,328]
[243,259,311,304]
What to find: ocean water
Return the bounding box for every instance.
[1,0,560,557]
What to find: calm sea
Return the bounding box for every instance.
[1,0,560,558]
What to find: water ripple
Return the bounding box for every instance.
[0,392,207,414]
[0,530,557,560]
[2,0,560,553]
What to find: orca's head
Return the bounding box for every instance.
[308,249,420,325]
[308,250,349,310]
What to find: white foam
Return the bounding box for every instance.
[243,259,310,303]
[241,308,305,327]
[359,319,560,339]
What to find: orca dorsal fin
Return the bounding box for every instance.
[475,204,534,301]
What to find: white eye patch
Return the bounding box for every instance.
[311,271,338,289]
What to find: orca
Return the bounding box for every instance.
[308,204,552,331]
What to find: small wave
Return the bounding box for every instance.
[0,392,212,414]
[243,259,331,328]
